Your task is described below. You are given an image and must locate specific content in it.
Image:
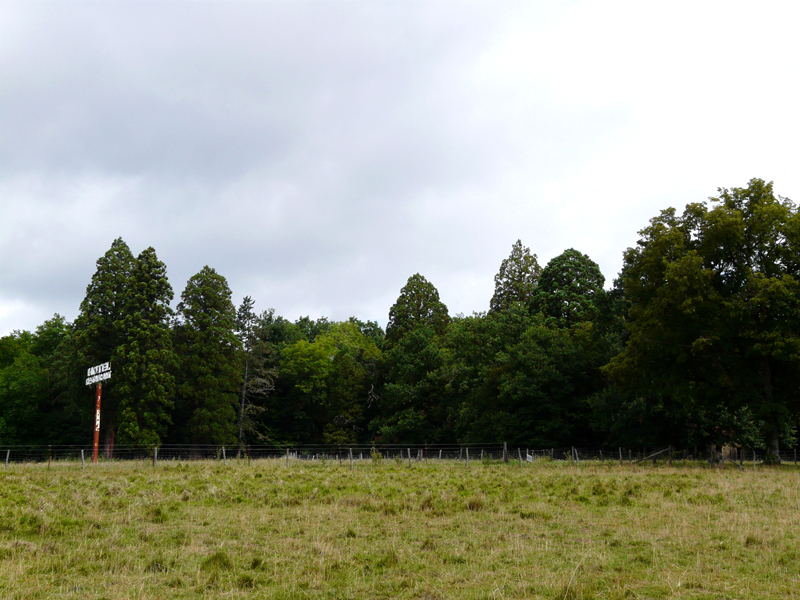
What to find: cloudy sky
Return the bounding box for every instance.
[2,1,800,336]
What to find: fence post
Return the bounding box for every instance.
[408,448,412,467]
[48,445,52,469]
[286,448,290,467]
[466,447,470,467]
[628,449,632,462]
[81,449,85,470]
[349,448,353,471]
[439,449,442,461]
[222,446,227,466]
[619,447,622,466]
[503,442,508,463]
[153,446,158,468]
[518,448,522,467]
[5,449,9,469]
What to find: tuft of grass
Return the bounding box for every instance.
[201,549,233,572]
[465,497,484,511]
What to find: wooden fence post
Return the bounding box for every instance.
[466,447,470,467]
[503,442,508,463]
[81,449,85,470]
[222,446,227,466]
[349,448,353,471]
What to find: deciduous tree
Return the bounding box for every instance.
[606,179,800,460]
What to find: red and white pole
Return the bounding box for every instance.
[93,382,102,463]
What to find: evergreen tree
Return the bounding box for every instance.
[115,247,176,447]
[174,266,242,445]
[72,238,135,451]
[489,240,542,313]
[532,249,605,327]
[235,296,275,445]
[385,274,450,347]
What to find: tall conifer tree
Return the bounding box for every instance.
[489,240,542,313]
[174,266,242,444]
[73,238,135,450]
[115,247,176,446]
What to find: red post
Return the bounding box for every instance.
[93,382,102,463]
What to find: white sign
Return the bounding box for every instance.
[86,362,112,386]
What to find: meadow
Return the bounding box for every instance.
[1,457,799,599]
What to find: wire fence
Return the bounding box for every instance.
[2,443,800,467]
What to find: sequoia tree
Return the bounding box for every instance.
[532,249,605,327]
[72,238,135,451]
[385,274,450,347]
[114,247,176,446]
[490,240,542,313]
[174,267,242,445]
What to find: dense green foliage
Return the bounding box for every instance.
[2,178,799,454]
[115,247,177,447]
[173,266,242,445]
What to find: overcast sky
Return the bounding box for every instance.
[2,1,800,336]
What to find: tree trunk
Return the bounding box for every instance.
[104,426,115,459]
[238,355,249,445]
[762,357,781,463]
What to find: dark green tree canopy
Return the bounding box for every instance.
[115,247,176,446]
[606,178,800,457]
[490,240,542,312]
[72,238,136,449]
[74,237,135,364]
[385,274,450,346]
[174,266,242,445]
[532,248,605,326]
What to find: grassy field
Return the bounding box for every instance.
[1,457,799,599]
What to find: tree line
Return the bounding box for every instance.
[1,179,798,460]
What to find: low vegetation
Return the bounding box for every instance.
[1,459,799,599]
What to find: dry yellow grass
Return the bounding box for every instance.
[1,458,799,599]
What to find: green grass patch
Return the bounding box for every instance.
[1,459,799,598]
